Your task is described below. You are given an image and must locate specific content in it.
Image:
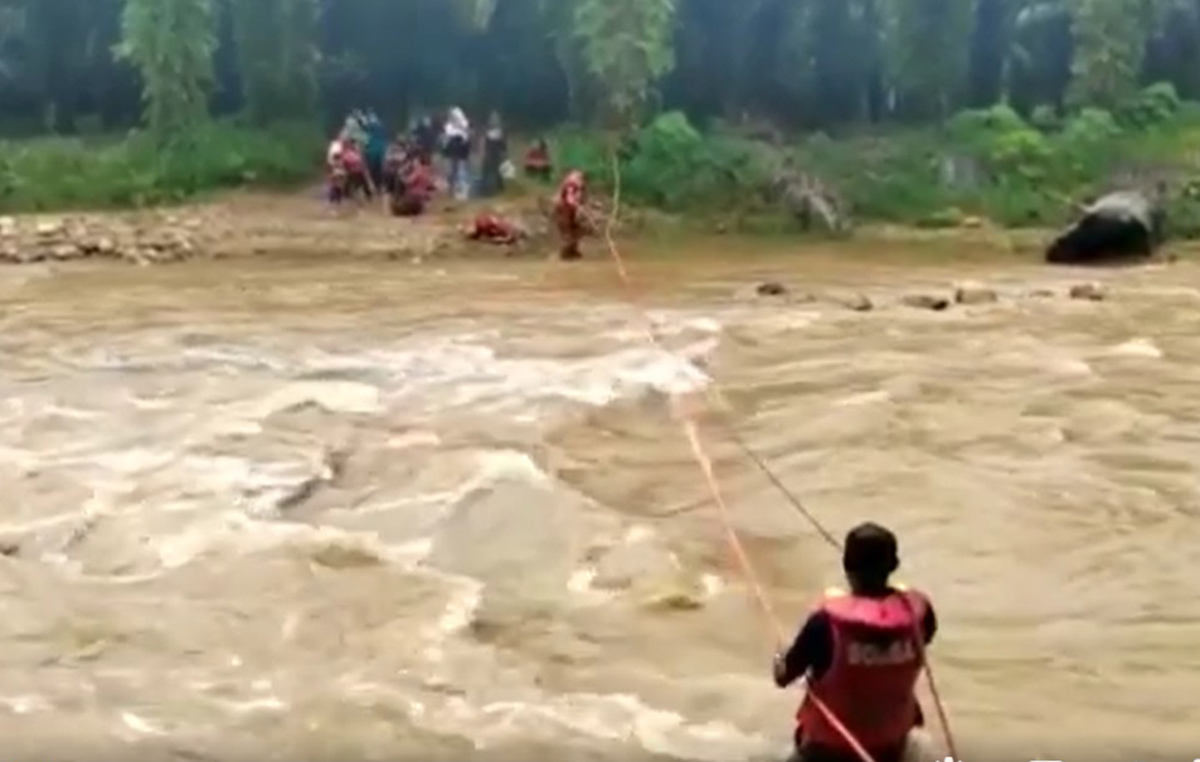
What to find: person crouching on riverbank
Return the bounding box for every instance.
[465,213,523,246]
[555,170,590,260]
[390,156,436,217]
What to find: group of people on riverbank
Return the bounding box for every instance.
[324,107,590,259]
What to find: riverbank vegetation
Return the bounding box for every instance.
[3,0,1200,233]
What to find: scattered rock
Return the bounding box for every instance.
[35,220,63,238]
[840,293,873,312]
[756,281,787,297]
[1069,282,1106,301]
[49,243,79,261]
[900,293,951,311]
[954,281,998,305]
[0,217,15,236]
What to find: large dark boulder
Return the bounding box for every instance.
[1045,190,1166,265]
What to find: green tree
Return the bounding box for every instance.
[882,0,974,119]
[1068,0,1158,108]
[230,0,317,124]
[571,0,677,127]
[115,0,217,138]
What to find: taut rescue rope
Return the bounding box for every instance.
[591,147,959,762]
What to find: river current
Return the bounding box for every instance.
[0,247,1196,762]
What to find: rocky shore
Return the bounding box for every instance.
[0,191,556,266]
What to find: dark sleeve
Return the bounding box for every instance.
[922,601,937,646]
[774,610,833,688]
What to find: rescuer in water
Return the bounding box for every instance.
[774,522,937,762]
[554,169,590,260]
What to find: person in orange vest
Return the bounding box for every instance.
[554,170,591,260]
[774,522,937,762]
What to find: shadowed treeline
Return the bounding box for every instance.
[1,0,1199,137]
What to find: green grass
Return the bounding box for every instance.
[7,84,1200,242]
[0,119,322,213]
[538,83,1200,237]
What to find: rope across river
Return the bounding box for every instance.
[592,148,959,762]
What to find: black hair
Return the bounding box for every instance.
[843,522,899,583]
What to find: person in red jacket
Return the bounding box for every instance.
[340,138,376,203]
[523,138,552,181]
[554,170,590,260]
[774,523,937,762]
[390,158,436,217]
[465,213,523,246]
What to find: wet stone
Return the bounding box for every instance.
[1069,282,1106,301]
[900,293,951,311]
[840,292,873,311]
[954,280,998,305]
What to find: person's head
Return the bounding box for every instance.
[489,112,502,129]
[842,522,899,593]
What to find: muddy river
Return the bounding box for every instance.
[0,241,1197,762]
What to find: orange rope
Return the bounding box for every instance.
[594,149,881,762]
[592,147,957,762]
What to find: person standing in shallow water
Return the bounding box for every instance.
[774,522,938,762]
[554,170,589,260]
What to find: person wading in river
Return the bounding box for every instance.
[554,169,591,260]
[774,522,937,762]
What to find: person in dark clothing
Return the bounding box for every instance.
[774,523,937,762]
[478,112,508,198]
[362,111,388,190]
[411,115,438,167]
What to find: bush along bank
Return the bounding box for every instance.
[551,83,1200,237]
[0,120,322,213]
[5,85,1200,240]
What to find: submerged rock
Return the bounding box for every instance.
[1069,282,1106,301]
[954,281,998,305]
[1045,190,1164,265]
[900,293,951,311]
[756,281,788,297]
[840,293,874,312]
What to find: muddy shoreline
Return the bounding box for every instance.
[0,189,1093,268]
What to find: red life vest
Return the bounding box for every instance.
[342,145,365,174]
[557,171,585,211]
[796,589,928,754]
[525,144,550,169]
[405,164,435,198]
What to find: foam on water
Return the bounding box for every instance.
[1108,338,1162,359]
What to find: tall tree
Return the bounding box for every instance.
[230,0,318,124]
[882,0,974,119]
[115,0,217,138]
[1068,0,1158,107]
[571,0,677,127]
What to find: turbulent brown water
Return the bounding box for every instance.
[0,245,1198,762]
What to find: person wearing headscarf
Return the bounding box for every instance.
[441,107,472,201]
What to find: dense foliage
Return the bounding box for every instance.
[2,0,1200,134]
[2,0,1200,225]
